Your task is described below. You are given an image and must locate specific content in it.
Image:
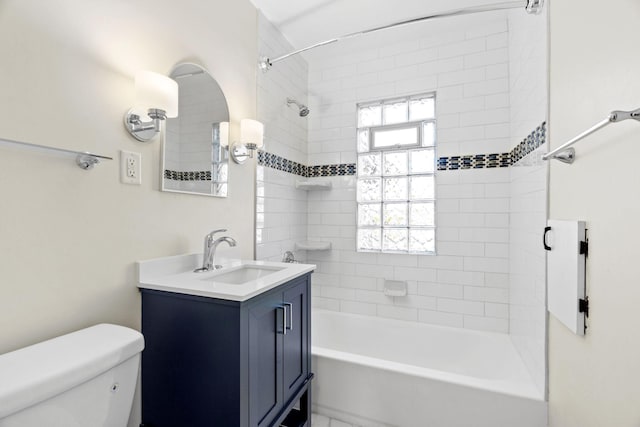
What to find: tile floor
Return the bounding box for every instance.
[311,413,361,427]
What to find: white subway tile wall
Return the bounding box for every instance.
[304,18,513,333]
[256,13,309,262]
[257,12,546,343]
[510,149,547,389]
[508,9,548,395]
[306,170,511,332]
[257,16,308,166]
[256,165,309,261]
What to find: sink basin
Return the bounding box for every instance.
[138,254,316,301]
[202,265,285,285]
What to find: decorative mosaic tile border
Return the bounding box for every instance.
[509,121,547,165]
[258,151,308,177]
[437,153,511,170]
[164,170,212,181]
[307,164,356,177]
[258,150,357,178]
[436,122,546,171]
[258,121,546,176]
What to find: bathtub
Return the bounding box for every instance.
[311,310,547,427]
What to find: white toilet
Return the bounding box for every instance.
[0,324,144,427]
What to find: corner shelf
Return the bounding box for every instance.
[295,180,332,191]
[294,241,332,251]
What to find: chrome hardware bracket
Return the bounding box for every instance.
[551,147,575,164]
[76,153,101,170]
[525,0,544,14]
[610,108,640,122]
[230,142,250,164]
[543,107,640,164]
[124,108,166,142]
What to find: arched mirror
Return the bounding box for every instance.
[162,63,229,197]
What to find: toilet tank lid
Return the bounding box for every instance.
[0,324,144,419]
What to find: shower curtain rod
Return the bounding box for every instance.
[258,0,543,71]
[542,108,640,164]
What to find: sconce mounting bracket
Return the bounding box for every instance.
[230,142,250,164]
[124,108,164,142]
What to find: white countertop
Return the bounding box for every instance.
[137,254,315,302]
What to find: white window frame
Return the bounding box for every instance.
[356,93,436,255]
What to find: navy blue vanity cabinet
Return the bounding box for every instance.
[140,272,312,427]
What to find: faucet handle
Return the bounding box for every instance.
[206,229,227,239]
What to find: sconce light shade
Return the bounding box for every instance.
[135,71,179,118]
[124,70,178,142]
[219,121,230,148]
[240,119,264,149]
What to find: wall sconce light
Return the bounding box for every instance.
[230,119,264,164]
[124,70,178,142]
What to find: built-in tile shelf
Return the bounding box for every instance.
[295,180,332,190]
[295,241,332,251]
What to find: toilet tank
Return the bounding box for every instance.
[0,324,144,427]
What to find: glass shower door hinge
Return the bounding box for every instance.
[578,297,589,318]
[579,240,588,257]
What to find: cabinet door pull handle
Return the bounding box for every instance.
[284,302,293,331]
[279,305,287,335]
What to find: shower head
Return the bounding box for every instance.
[287,98,310,117]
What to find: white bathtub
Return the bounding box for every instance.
[311,310,547,427]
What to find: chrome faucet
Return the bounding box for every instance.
[194,229,237,272]
[282,251,297,263]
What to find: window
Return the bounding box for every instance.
[356,94,436,254]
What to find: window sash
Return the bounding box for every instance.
[368,122,421,151]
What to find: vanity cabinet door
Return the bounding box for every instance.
[247,276,311,427]
[248,291,284,427]
[282,278,309,398]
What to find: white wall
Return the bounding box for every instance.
[507,9,548,397]
[0,0,257,423]
[548,0,640,425]
[305,15,514,333]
